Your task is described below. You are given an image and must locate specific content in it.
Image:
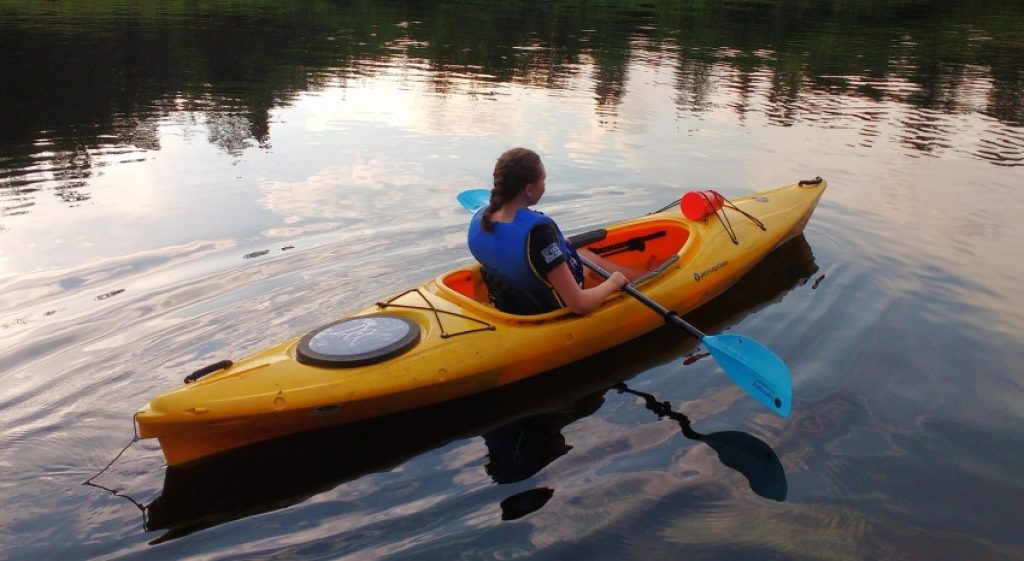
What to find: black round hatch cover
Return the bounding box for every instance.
[296,314,420,368]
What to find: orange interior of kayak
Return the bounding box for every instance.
[442,219,691,303]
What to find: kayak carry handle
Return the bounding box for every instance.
[184,359,233,384]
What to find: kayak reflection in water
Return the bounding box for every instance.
[614,382,788,502]
[468,147,645,315]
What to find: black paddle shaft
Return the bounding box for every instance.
[579,256,706,341]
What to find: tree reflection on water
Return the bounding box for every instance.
[1,1,1021,190]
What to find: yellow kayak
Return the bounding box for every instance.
[136,178,826,466]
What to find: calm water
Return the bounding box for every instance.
[2,1,1023,559]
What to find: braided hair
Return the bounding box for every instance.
[481,147,544,232]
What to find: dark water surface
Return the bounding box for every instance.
[2,1,1023,559]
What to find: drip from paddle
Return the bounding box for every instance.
[456,188,793,417]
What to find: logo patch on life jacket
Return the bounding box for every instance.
[541,242,563,264]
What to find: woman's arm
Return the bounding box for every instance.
[547,262,628,315]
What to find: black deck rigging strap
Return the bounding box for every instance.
[649,198,682,214]
[705,191,767,245]
[377,288,495,338]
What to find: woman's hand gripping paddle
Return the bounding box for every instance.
[457,189,792,417]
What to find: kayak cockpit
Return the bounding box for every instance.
[439,219,692,313]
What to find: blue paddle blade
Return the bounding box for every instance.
[704,334,792,417]
[457,189,490,213]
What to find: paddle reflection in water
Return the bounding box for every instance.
[483,379,786,521]
[614,383,787,501]
[138,234,817,542]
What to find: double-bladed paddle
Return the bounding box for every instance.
[457,188,793,417]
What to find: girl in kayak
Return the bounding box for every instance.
[468,147,643,315]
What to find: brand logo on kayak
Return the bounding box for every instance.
[694,261,727,282]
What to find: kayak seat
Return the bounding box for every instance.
[480,266,557,315]
[441,268,559,315]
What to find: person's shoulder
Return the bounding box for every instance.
[516,208,546,217]
[518,208,555,223]
[468,208,485,232]
[530,221,558,236]
[511,208,550,227]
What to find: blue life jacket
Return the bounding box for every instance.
[468,208,585,313]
